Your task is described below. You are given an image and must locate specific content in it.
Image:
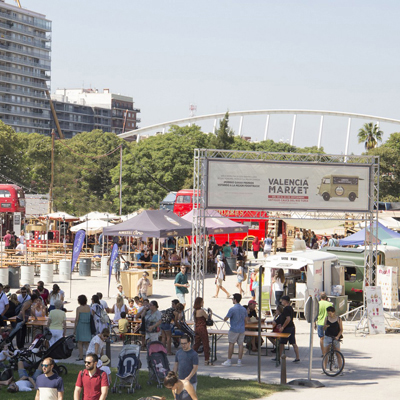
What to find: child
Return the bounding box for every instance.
[118,311,129,341]
[0,344,13,368]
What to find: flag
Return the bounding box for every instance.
[71,229,86,273]
[109,243,119,294]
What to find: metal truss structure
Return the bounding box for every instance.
[191,149,379,310]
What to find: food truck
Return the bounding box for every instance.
[320,245,400,304]
[263,250,348,315]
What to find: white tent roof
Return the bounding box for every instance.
[79,212,118,222]
[120,212,138,222]
[70,219,112,235]
[39,212,79,222]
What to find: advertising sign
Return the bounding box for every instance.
[377,266,399,310]
[365,286,385,334]
[13,212,21,236]
[206,160,372,212]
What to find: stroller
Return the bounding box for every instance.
[146,341,170,388]
[112,344,141,394]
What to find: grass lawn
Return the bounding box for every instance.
[11,363,288,400]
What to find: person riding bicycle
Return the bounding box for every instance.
[323,306,343,355]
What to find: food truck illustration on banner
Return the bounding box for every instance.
[317,175,362,202]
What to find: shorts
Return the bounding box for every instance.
[139,291,148,300]
[317,325,325,338]
[251,290,255,297]
[217,278,223,286]
[177,293,186,305]
[280,326,296,345]
[324,336,341,348]
[18,369,41,381]
[160,323,172,331]
[228,331,245,345]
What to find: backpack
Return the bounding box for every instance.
[10,235,16,247]
[95,305,110,325]
[161,307,174,324]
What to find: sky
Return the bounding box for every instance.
[20,0,400,154]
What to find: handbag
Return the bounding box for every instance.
[90,314,96,335]
[206,316,214,327]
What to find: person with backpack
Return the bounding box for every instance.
[160,299,179,355]
[74,353,109,400]
[90,295,109,335]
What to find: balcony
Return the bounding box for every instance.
[0,53,50,69]
[1,118,50,129]
[0,32,51,51]
[0,75,49,89]
[0,96,48,108]
[0,64,49,80]
[0,107,50,119]
[0,85,47,98]
[0,43,51,61]
[0,20,51,41]
[0,10,52,31]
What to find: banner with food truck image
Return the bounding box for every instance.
[206,159,372,212]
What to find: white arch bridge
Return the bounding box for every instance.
[118,109,400,153]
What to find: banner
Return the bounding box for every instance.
[71,229,86,273]
[206,159,372,212]
[365,286,385,335]
[377,266,399,310]
[108,243,119,294]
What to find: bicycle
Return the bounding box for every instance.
[322,336,345,376]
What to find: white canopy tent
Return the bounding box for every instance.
[71,219,112,235]
[79,212,118,222]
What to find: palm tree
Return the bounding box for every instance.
[358,122,383,150]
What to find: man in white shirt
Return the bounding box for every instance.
[15,239,26,256]
[0,284,9,327]
[96,293,108,310]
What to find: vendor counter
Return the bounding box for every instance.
[121,269,153,298]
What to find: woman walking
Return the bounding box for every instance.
[47,299,66,346]
[74,294,92,361]
[91,294,109,334]
[192,297,211,365]
[252,237,261,259]
[213,255,230,298]
[272,268,285,306]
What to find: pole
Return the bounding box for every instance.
[85,217,88,255]
[119,145,123,216]
[257,266,262,384]
[46,217,49,263]
[308,297,314,381]
[49,130,55,213]
[0,219,3,271]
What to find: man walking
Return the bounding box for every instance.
[35,357,64,400]
[222,293,247,366]
[174,265,189,307]
[74,353,109,400]
[173,335,199,391]
[315,292,333,354]
[0,283,9,327]
[278,296,300,362]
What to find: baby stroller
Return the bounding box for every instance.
[112,344,141,394]
[146,341,170,388]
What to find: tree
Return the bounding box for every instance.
[358,122,383,150]
[211,112,235,149]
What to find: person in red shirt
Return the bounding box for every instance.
[252,237,260,259]
[74,353,108,400]
[4,230,12,249]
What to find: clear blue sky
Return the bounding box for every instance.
[21,0,400,154]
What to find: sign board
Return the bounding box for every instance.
[377,266,399,310]
[13,212,21,236]
[365,286,385,334]
[206,159,372,212]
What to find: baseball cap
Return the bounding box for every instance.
[248,300,257,305]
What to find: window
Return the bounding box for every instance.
[0,190,11,198]
[176,195,191,204]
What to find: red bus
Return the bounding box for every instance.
[173,189,270,247]
[0,184,25,235]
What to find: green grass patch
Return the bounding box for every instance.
[10,364,287,400]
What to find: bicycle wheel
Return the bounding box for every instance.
[322,349,345,376]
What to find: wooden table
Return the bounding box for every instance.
[207,329,291,366]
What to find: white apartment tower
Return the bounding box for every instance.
[0,0,51,135]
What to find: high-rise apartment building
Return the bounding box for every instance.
[0,0,51,135]
[52,88,141,135]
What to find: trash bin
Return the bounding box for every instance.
[224,257,236,275]
[79,258,91,276]
[8,266,20,289]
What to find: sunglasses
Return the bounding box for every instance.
[84,361,93,365]
[41,364,50,368]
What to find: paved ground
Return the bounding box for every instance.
[48,268,400,400]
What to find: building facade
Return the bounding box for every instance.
[52,88,140,135]
[0,0,51,135]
